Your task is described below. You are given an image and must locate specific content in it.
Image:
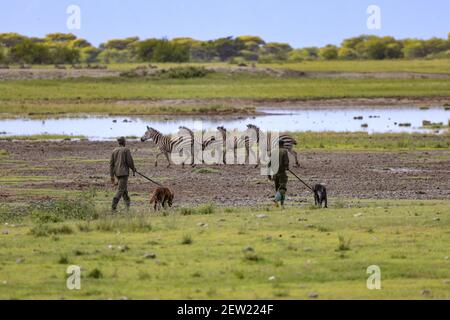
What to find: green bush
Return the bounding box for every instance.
[29,191,98,222]
[156,66,210,79]
[197,204,215,215]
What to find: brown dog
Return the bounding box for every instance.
[150,187,174,210]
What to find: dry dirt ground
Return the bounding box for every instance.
[1,141,449,207]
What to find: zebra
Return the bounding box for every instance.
[179,126,221,165]
[140,126,191,167]
[216,126,256,165]
[246,124,300,167]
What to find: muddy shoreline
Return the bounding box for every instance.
[1,140,449,207]
[1,97,449,120]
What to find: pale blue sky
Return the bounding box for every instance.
[1,0,449,47]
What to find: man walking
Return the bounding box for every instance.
[270,140,290,208]
[110,137,136,211]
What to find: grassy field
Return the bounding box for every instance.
[26,59,450,74]
[291,131,450,150]
[0,197,449,300]
[264,59,450,74]
[1,74,449,102]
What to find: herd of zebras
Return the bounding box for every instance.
[140,124,300,168]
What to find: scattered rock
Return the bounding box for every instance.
[118,245,129,252]
[143,252,157,259]
[268,276,276,281]
[197,222,208,227]
[353,213,363,217]
[16,258,24,264]
[256,214,268,219]
[433,217,440,222]
[308,292,319,299]
[443,279,450,285]
[298,218,308,222]
[243,246,254,253]
[421,289,432,297]
[2,230,9,235]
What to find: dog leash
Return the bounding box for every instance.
[288,169,314,192]
[135,171,164,187]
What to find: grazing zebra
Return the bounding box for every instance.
[140,126,191,167]
[246,124,300,167]
[178,126,220,165]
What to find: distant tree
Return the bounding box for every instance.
[45,33,77,43]
[152,40,189,62]
[189,42,217,62]
[0,48,4,63]
[261,42,292,61]
[403,41,428,59]
[10,39,51,64]
[319,45,339,60]
[212,37,245,61]
[0,33,28,47]
[171,37,201,47]
[236,35,265,52]
[288,47,319,61]
[50,45,80,64]
[338,47,359,60]
[70,38,92,49]
[135,39,160,61]
[98,49,132,63]
[102,37,139,50]
[80,46,101,63]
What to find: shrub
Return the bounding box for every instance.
[336,235,352,251]
[30,224,74,237]
[197,204,215,215]
[156,66,210,79]
[181,234,193,245]
[29,191,97,222]
[88,268,103,279]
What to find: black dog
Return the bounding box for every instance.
[313,184,328,208]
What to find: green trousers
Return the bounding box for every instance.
[274,174,288,204]
[112,176,130,210]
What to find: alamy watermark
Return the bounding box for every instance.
[366,265,381,290]
[66,265,81,290]
[367,5,381,30]
[67,5,81,30]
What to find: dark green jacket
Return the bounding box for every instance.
[275,147,289,176]
[110,146,136,178]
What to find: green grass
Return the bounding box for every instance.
[264,59,450,74]
[0,134,86,141]
[0,73,449,102]
[291,131,450,150]
[0,199,449,299]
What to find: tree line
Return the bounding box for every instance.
[0,32,449,65]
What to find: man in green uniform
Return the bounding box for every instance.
[269,140,289,208]
[110,137,137,211]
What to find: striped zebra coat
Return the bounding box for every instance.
[246,124,300,167]
[178,126,219,165]
[141,126,192,167]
